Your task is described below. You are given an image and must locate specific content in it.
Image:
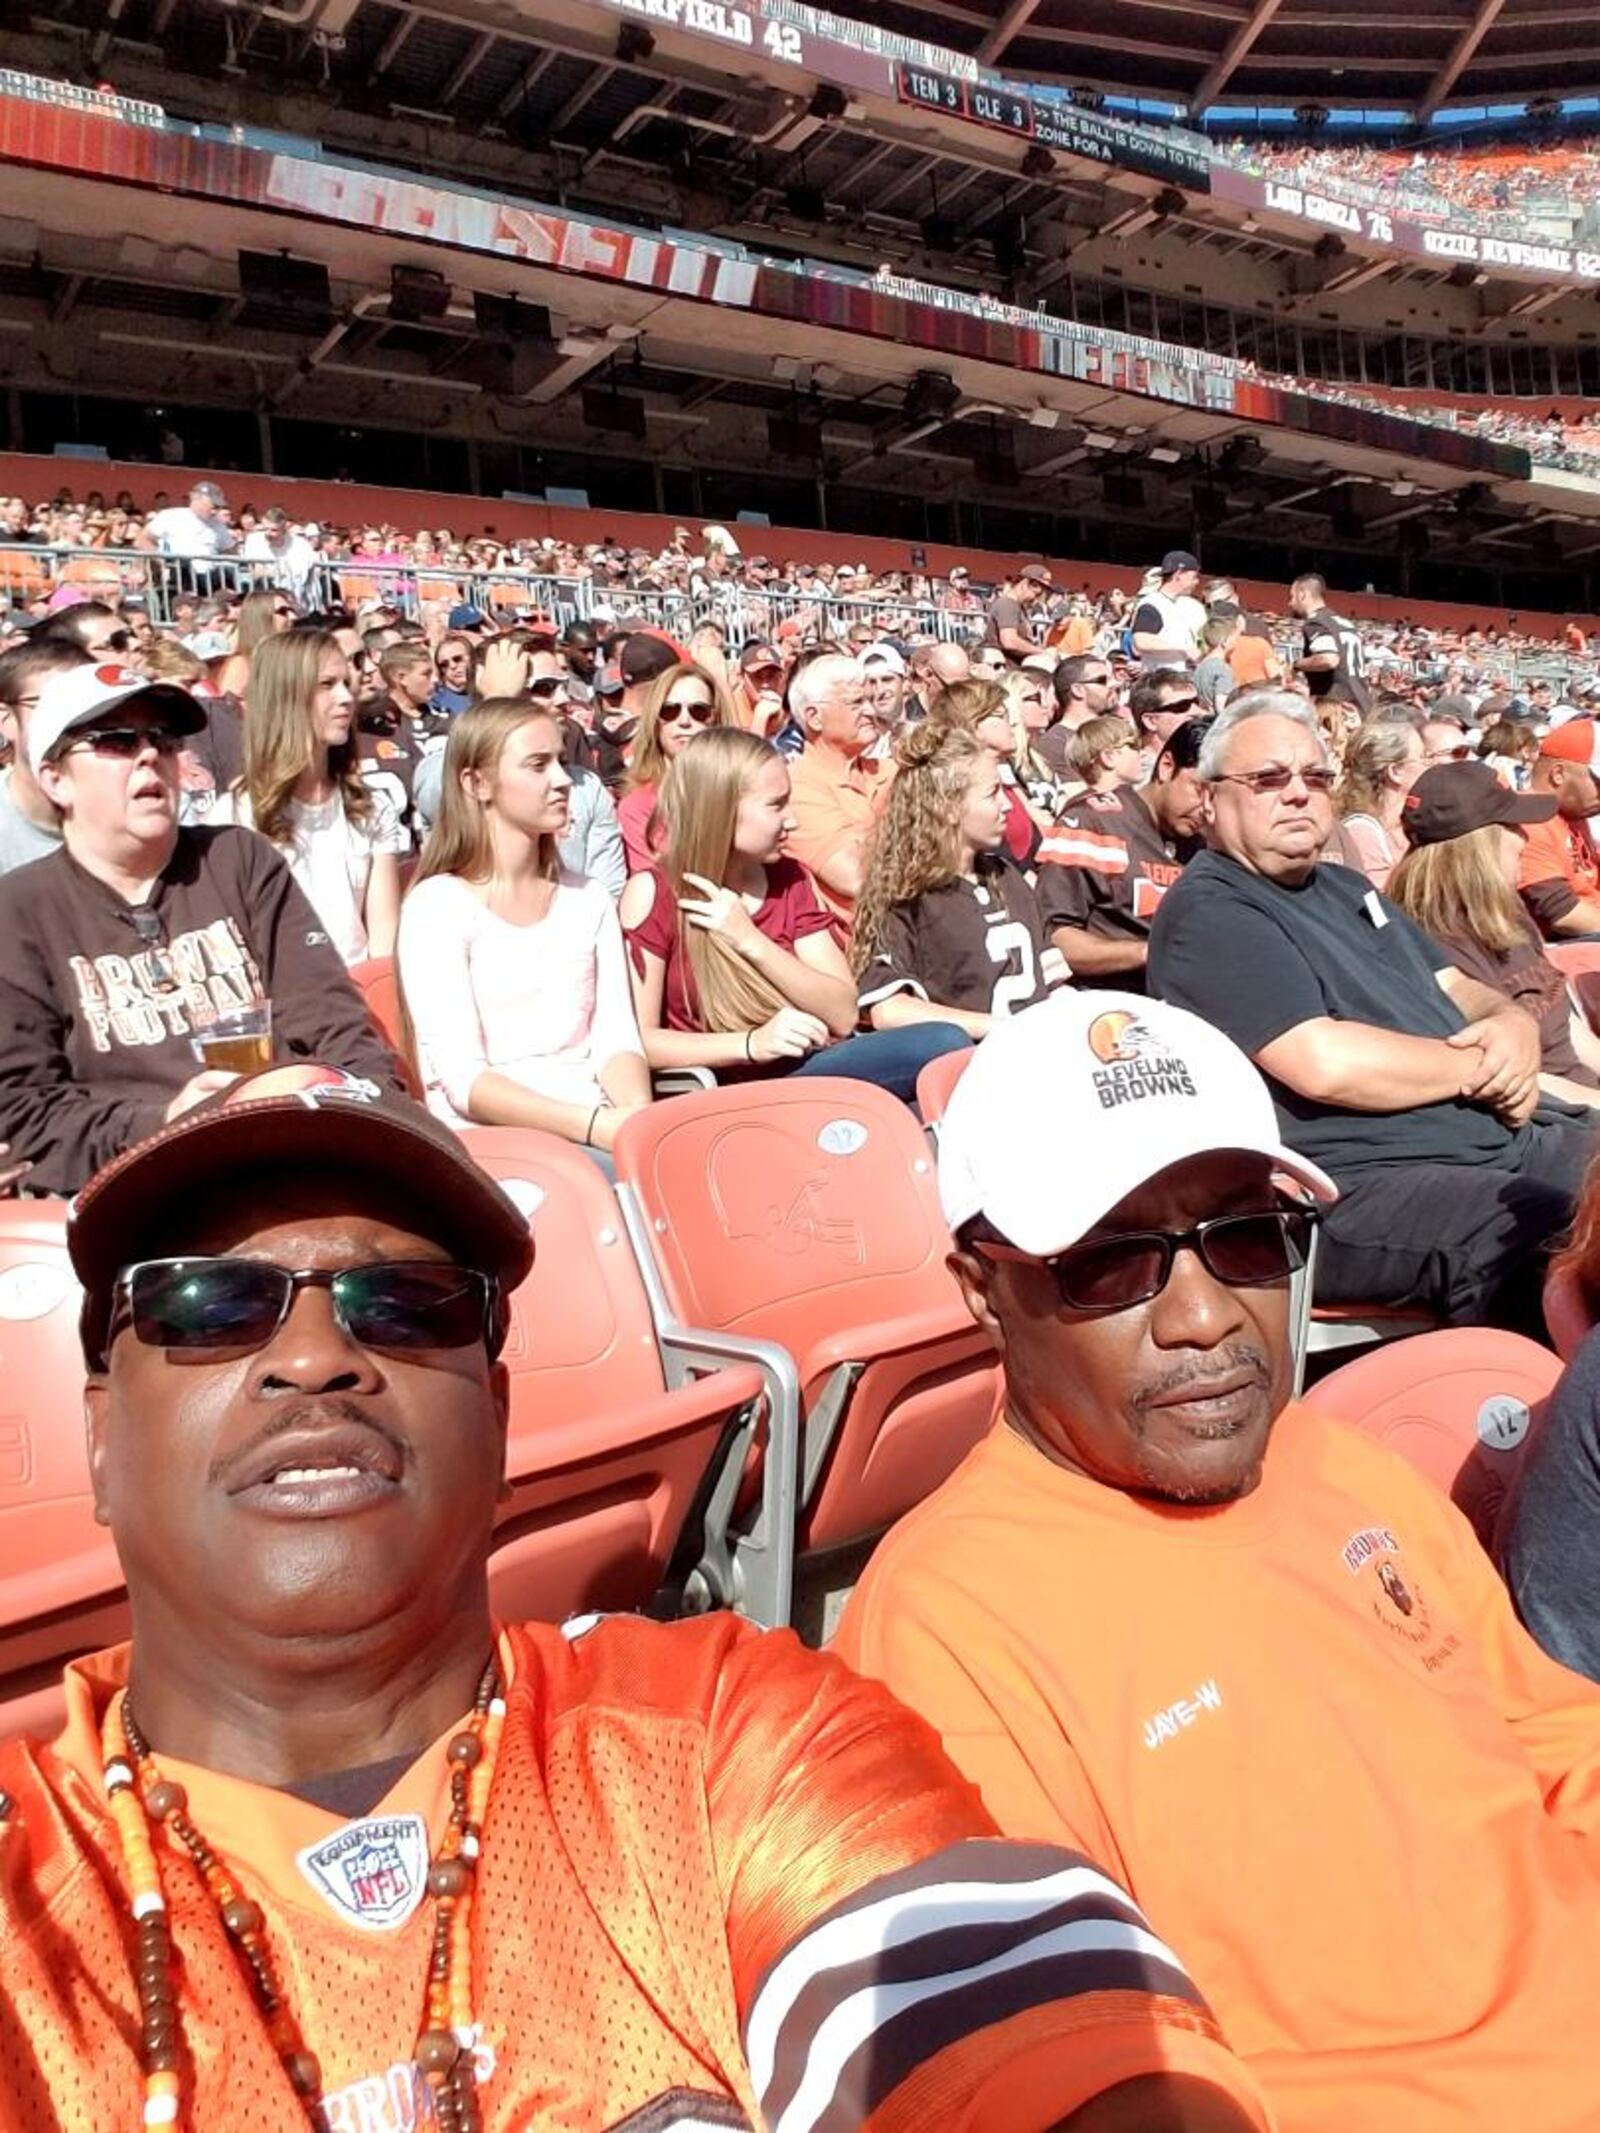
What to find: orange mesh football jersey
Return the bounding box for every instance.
[0,1613,1269,2131]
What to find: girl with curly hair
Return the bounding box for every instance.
[620,727,967,1099]
[853,723,1068,1040]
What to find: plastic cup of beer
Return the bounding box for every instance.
[193,1001,273,1074]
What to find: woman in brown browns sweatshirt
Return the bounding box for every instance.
[0,664,406,1196]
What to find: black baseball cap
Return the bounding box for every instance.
[70,1064,533,1366]
[1161,549,1201,576]
[1401,761,1556,848]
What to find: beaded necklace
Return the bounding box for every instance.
[100,1656,506,2133]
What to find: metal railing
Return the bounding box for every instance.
[0,546,982,651]
[3,544,1583,686]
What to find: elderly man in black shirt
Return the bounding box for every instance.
[1148,690,1589,1335]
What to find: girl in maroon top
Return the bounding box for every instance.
[617,661,737,873]
[620,729,967,1101]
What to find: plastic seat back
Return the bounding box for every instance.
[0,1204,122,1741]
[461,1128,758,1622]
[915,1043,973,1126]
[1302,1327,1561,1544]
[349,956,418,1094]
[1572,970,1600,1036]
[1545,940,1600,982]
[614,1078,997,1556]
[1543,1260,1593,1361]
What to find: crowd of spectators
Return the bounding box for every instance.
[1215,131,1600,233]
[12,444,1600,2133]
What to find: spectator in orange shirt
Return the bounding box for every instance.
[1225,619,1283,692]
[1519,718,1600,938]
[836,989,1600,2133]
[782,651,893,924]
[0,1059,1272,2133]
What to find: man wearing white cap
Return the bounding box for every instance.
[837,987,1600,2133]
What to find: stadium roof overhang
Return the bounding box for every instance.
[875,0,1600,118]
[10,0,1597,317]
[5,134,1598,581]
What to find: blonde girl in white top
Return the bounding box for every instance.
[224,628,403,964]
[397,698,650,1156]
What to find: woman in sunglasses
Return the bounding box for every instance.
[219,629,404,965]
[399,698,650,1158]
[621,728,967,1098]
[616,660,736,873]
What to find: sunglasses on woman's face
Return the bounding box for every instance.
[664,697,717,724]
[112,1257,503,1360]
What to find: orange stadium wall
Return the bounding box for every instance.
[3,452,1593,642]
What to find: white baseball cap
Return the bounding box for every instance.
[29,664,205,777]
[938,991,1337,1255]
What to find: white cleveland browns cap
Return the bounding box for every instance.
[28,664,205,776]
[938,991,1337,1257]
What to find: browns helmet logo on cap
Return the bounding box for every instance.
[1087,1010,1198,1110]
[1087,1010,1156,1065]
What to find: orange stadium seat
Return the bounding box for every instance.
[613,1079,1000,1612]
[1542,1260,1593,1361]
[1544,941,1600,983]
[1570,970,1600,1037]
[348,955,418,1094]
[0,1203,119,1744]
[460,1127,765,1625]
[1301,1326,1561,1546]
[0,548,52,606]
[915,1042,972,1127]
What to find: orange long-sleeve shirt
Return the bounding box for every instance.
[836,1404,1600,2133]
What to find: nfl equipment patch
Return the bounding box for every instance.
[295,1813,431,1932]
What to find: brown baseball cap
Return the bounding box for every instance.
[1400,761,1557,848]
[1020,563,1054,587]
[70,1065,534,1362]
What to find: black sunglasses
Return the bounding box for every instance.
[976,1208,1318,1315]
[113,1257,503,1360]
[65,727,184,759]
[662,697,717,723]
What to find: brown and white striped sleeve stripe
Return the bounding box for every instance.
[742,1838,1230,2133]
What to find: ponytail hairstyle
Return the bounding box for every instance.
[851,723,990,976]
[242,629,373,847]
[656,727,791,1034]
[412,699,564,891]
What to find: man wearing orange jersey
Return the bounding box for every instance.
[837,990,1600,2133]
[0,1064,1268,2133]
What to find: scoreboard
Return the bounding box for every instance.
[896,63,1211,191]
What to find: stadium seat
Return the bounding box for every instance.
[348,955,418,1094]
[613,1078,1000,1608]
[0,1203,119,1743]
[915,1042,973,1127]
[1545,941,1600,983]
[1288,1228,1437,1391]
[460,1127,766,1626]
[1571,970,1600,1036]
[1542,1260,1593,1361]
[1301,1326,1561,1545]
